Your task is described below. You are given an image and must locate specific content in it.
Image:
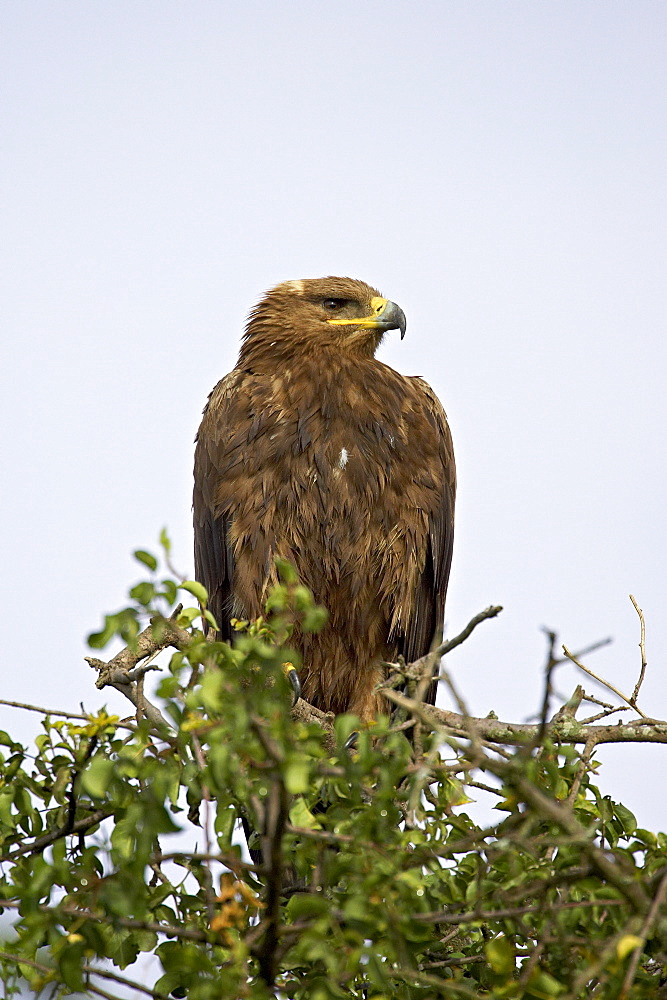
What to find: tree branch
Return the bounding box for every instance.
[0,899,212,944]
[0,807,114,863]
[86,611,190,734]
[378,687,667,747]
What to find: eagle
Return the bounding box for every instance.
[193,277,455,721]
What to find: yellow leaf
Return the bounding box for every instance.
[616,934,643,961]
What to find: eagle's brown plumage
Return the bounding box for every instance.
[193,277,455,721]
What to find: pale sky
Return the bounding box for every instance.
[2,2,666,834]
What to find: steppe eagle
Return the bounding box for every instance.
[193,277,455,719]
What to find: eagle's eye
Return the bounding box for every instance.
[322,298,348,311]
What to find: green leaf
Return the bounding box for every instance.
[0,731,22,751]
[265,585,288,613]
[289,797,321,829]
[303,606,329,632]
[159,527,172,555]
[525,969,565,997]
[203,608,219,631]
[286,893,329,920]
[285,760,311,794]
[134,549,158,571]
[614,801,637,834]
[80,756,116,798]
[274,558,299,584]
[88,608,140,648]
[177,606,201,627]
[110,816,136,861]
[130,581,156,606]
[633,827,656,846]
[58,940,85,991]
[88,613,118,649]
[179,580,209,604]
[26,855,57,900]
[160,578,179,604]
[485,935,514,975]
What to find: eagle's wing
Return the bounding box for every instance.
[193,371,242,641]
[397,378,456,705]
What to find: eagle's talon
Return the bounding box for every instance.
[282,662,301,706]
[344,730,359,751]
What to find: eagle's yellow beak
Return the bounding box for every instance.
[327,296,407,340]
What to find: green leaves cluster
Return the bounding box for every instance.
[0,540,666,998]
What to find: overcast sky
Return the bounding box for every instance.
[2,2,666,836]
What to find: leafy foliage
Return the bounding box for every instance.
[1,539,666,998]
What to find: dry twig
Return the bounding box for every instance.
[562,645,649,720]
[629,593,648,705]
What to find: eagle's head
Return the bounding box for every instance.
[240,277,406,365]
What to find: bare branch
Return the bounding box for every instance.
[563,645,649,720]
[565,735,598,806]
[390,605,503,692]
[436,604,504,657]
[381,606,503,709]
[579,705,629,725]
[555,636,613,664]
[154,850,259,875]
[0,698,91,720]
[629,593,648,705]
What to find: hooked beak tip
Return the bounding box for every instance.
[381,300,407,340]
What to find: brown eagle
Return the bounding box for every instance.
[193,277,455,720]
